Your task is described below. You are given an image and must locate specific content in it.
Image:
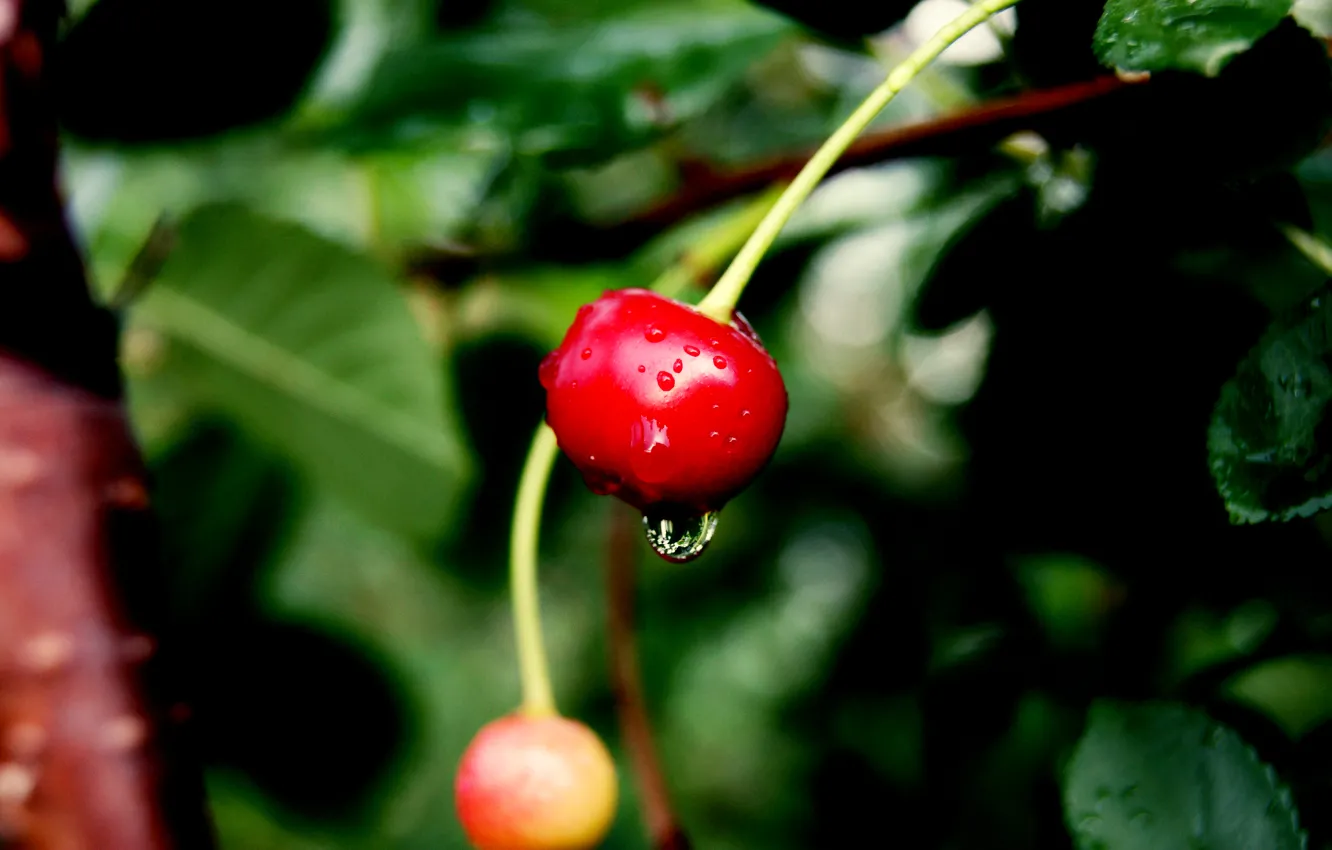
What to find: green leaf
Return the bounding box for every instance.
[133,203,472,541]
[1208,283,1332,524]
[1063,701,1305,850]
[1093,0,1293,77]
[1223,655,1332,739]
[335,2,791,160]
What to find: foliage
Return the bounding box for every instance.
[52,0,1332,847]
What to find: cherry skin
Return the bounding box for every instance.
[455,713,618,850]
[541,288,788,514]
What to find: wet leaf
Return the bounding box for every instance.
[336,3,791,160]
[1094,0,1293,76]
[1063,701,1305,850]
[1208,283,1332,523]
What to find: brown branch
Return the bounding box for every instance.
[0,2,217,848]
[626,74,1131,231]
[408,73,1132,276]
[606,503,691,850]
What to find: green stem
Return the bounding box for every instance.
[504,255,751,717]
[651,185,786,302]
[694,0,1024,324]
[511,422,561,716]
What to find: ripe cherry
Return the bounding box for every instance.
[540,288,788,541]
[455,713,618,850]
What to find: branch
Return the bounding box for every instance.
[629,76,1129,234]
[0,2,217,848]
[605,503,691,850]
[407,73,1130,277]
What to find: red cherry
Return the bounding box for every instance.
[455,714,617,850]
[541,288,788,514]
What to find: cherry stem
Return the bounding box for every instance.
[651,184,788,302]
[511,422,562,717]
[694,0,1025,324]
[506,211,766,716]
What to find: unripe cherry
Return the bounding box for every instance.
[455,713,618,850]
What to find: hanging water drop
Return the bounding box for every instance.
[642,507,720,563]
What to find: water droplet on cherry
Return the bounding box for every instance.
[713,356,727,370]
[645,327,666,343]
[684,345,700,357]
[642,507,720,563]
[673,359,683,373]
[637,365,646,373]
[657,372,675,391]
[581,348,592,360]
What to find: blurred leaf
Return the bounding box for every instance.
[1163,602,1279,688]
[135,203,472,541]
[1208,282,1332,524]
[1063,701,1305,850]
[1224,655,1332,739]
[1293,0,1332,34]
[1093,0,1293,76]
[151,421,298,618]
[1012,553,1120,652]
[267,495,612,849]
[336,2,792,159]
[65,137,499,288]
[453,264,637,349]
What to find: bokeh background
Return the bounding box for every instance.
[46,0,1332,847]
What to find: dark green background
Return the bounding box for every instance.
[48,0,1332,847]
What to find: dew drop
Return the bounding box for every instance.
[684,345,700,357]
[657,371,675,391]
[673,359,683,373]
[710,339,720,347]
[713,356,727,370]
[637,365,646,373]
[642,507,720,563]
[538,351,560,389]
[580,348,592,360]
[645,326,666,343]
[741,409,750,417]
